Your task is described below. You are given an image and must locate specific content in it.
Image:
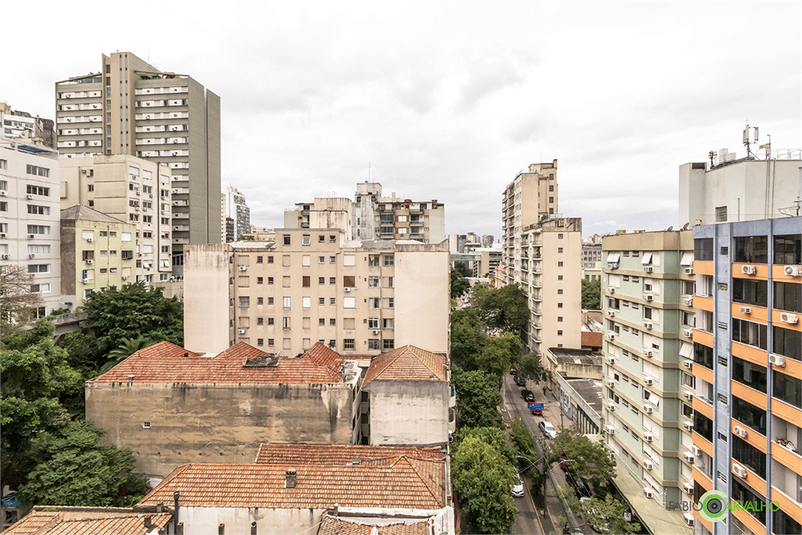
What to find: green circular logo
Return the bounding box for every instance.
[699,490,729,522]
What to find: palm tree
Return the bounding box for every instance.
[100,335,152,373]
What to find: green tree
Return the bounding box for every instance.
[1,320,84,489]
[454,262,472,278]
[456,426,513,463]
[452,435,517,534]
[453,369,502,429]
[550,426,616,492]
[475,331,522,377]
[450,268,470,299]
[581,278,601,309]
[472,284,529,335]
[517,351,544,384]
[18,419,148,508]
[449,308,488,370]
[580,494,641,535]
[99,335,154,374]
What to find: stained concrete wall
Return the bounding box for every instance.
[364,380,449,446]
[86,381,356,478]
[184,243,231,354]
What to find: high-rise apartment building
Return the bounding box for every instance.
[286,182,446,244]
[689,218,802,535]
[55,51,221,276]
[60,155,173,283]
[0,128,63,318]
[1,102,55,149]
[601,230,696,533]
[183,229,449,357]
[222,185,250,241]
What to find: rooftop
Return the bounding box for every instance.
[547,347,603,366]
[565,378,604,414]
[4,506,171,535]
[61,205,127,224]
[317,515,430,535]
[90,341,348,385]
[255,443,444,465]
[362,345,448,386]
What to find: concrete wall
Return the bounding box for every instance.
[184,243,231,354]
[178,506,322,535]
[365,381,449,446]
[86,381,356,477]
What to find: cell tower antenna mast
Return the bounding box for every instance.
[743,121,759,159]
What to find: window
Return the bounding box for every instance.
[368,276,380,287]
[343,297,356,308]
[319,318,326,326]
[369,297,380,308]
[330,297,336,305]
[557,302,563,308]
[302,276,310,287]
[368,318,379,329]
[282,317,291,330]
[557,316,563,322]
[283,276,290,287]
[27,205,50,215]
[774,371,802,409]
[557,289,563,294]
[257,277,264,285]
[734,236,768,263]
[302,234,310,245]
[239,297,250,307]
[268,318,274,325]
[257,297,264,305]
[557,275,563,280]
[557,330,563,336]
[319,235,325,243]
[268,277,274,285]
[369,339,381,350]
[343,276,356,287]
[330,318,336,326]
[30,283,51,293]
[257,256,263,264]
[283,234,291,245]
[715,206,727,222]
[385,277,394,288]
[27,225,50,235]
[319,256,325,264]
[733,278,767,307]
[344,339,355,350]
[268,256,274,264]
[557,261,563,267]
[774,281,802,312]
[694,238,713,261]
[303,297,311,308]
[257,339,264,347]
[732,319,767,349]
[282,255,291,267]
[26,165,50,178]
[257,318,264,325]
[557,247,563,253]
[330,256,336,264]
[774,234,801,264]
[386,297,394,308]
[343,255,356,266]
[773,326,801,361]
[383,318,394,329]
[384,255,394,266]
[318,277,325,284]
[27,264,49,273]
[329,277,336,284]
[383,339,395,350]
[283,297,291,308]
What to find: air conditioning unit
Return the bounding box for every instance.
[644,321,653,330]
[607,310,616,317]
[643,487,653,498]
[135,191,141,196]
[644,294,654,302]
[28,253,35,259]
[739,306,752,314]
[683,451,695,464]
[733,426,747,438]
[86,259,93,264]
[82,278,89,283]
[644,377,654,386]
[683,482,694,494]
[607,332,616,340]
[684,297,693,306]
[344,287,351,292]
[609,288,616,294]
[643,349,653,357]
[645,266,654,273]
[684,391,694,400]
[372,329,379,335]
[26,194,33,199]
[122,276,129,280]
[741,265,756,275]
[684,328,693,337]
[238,329,246,334]
[605,425,615,435]
[644,433,654,443]
[769,353,786,367]
[1,254,9,259]
[683,360,693,369]
[684,267,693,275]
[606,401,616,411]
[0,190,6,196]
[780,312,798,325]
[684,421,694,431]
[644,459,654,469]
[0,233,5,238]
[684,513,695,527]
[86,237,93,242]
[692,445,702,457]
[238,265,247,271]
[28,234,35,239]
[785,265,801,277]
[732,464,748,478]
[606,356,615,364]
[644,405,654,414]
[606,379,616,388]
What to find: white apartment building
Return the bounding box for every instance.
[222,185,250,242]
[183,229,449,357]
[55,51,221,276]
[601,230,695,532]
[0,135,63,317]
[60,156,173,283]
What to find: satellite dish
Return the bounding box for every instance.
[681,222,690,230]
[666,226,673,231]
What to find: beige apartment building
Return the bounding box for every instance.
[60,205,137,305]
[183,229,450,357]
[60,155,173,283]
[55,51,221,276]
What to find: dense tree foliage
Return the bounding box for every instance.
[452,435,517,535]
[580,494,641,535]
[453,262,472,278]
[550,426,616,492]
[450,268,470,299]
[0,265,43,328]
[450,308,487,370]
[452,368,502,429]
[456,426,513,464]
[516,351,544,384]
[581,278,601,309]
[475,332,522,378]
[472,284,529,335]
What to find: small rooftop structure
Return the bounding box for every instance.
[565,378,604,415]
[362,345,448,386]
[547,347,603,367]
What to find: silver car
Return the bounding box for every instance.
[511,475,525,497]
[539,421,557,439]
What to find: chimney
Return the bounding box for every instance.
[156,502,163,513]
[173,491,179,533]
[285,468,297,488]
[144,517,152,529]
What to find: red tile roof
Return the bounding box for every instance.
[317,515,430,535]
[4,508,171,535]
[139,456,446,510]
[581,331,603,349]
[255,443,444,464]
[90,341,345,384]
[362,345,447,386]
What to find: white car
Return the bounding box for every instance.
[539,421,557,439]
[511,475,525,497]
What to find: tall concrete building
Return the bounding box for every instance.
[59,156,173,283]
[222,185,250,241]
[1,102,55,149]
[55,51,221,276]
[0,125,63,318]
[601,230,696,534]
[689,218,802,535]
[183,229,450,357]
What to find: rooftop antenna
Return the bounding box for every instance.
[743,121,759,159]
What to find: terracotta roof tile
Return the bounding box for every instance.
[139,456,446,510]
[317,515,430,535]
[5,508,172,535]
[362,345,447,386]
[90,341,345,385]
[255,443,444,464]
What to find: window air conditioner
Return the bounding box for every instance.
[684,514,695,527]
[683,482,694,494]
[644,321,653,330]
[784,265,801,277]
[644,405,654,414]
[684,421,694,431]
[26,194,33,199]
[684,297,693,306]
[683,451,695,464]
[645,266,654,273]
[1,254,9,259]
[683,360,693,369]
[607,310,616,317]
[684,391,694,400]
[607,401,616,411]
[238,265,247,271]
[607,332,616,340]
[769,354,786,367]
[780,313,798,324]
[0,191,6,196]
[644,294,654,302]
[741,265,756,275]
[684,328,693,337]
[344,287,351,292]
[643,487,653,498]
[28,253,35,259]
[643,349,653,357]
[606,379,616,388]
[644,433,653,442]
[684,267,693,275]
[644,377,654,386]
[86,237,93,242]
[28,234,36,239]
[372,330,379,335]
[82,278,89,283]
[644,459,654,469]
[238,329,246,334]
[739,306,751,314]
[87,259,93,264]
[733,426,747,438]
[605,425,615,435]
[692,445,702,456]
[732,464,747,478]
[606,356,615,364]
[609,288,616,294]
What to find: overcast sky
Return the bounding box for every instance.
[3,2,800,241]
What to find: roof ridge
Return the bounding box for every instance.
[394,455,443,507]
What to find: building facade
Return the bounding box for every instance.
[59,155,173,283]
[55,51,221,276]
[601,230,696,532]
[183,230,450,357]
[222,185,250,241]
[0,135,63,317]
[690,218,802,535]
[1,103,55,149]
[60,205,137,305]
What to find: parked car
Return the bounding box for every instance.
[515,375,527,387]
[539,421,557,439]
[521,389,535,402]
[510,367,518,375]
[511,475,525,497]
